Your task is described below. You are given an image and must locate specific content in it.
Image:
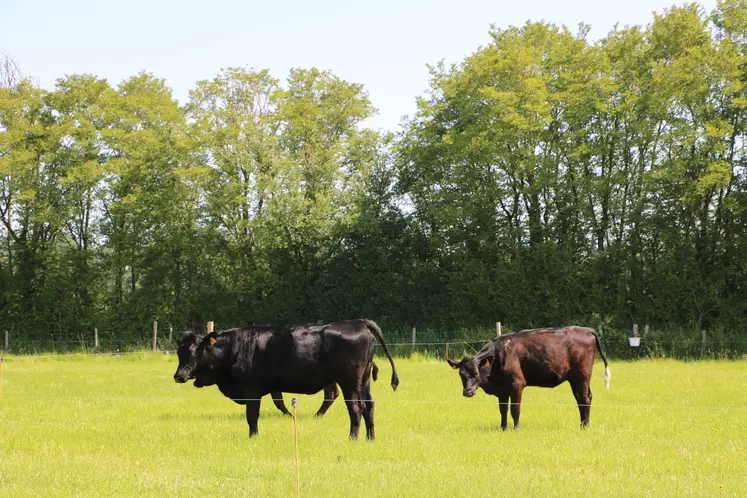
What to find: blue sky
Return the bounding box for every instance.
[0,0,718,132]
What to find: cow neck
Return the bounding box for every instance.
[473,342,495,364]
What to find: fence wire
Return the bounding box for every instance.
[3,338,747,360]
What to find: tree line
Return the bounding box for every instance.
[1,1,745,347]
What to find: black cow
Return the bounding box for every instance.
[174,331,380,417]
[174,319,399,440]
[448,326,610,429]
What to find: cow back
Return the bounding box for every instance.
[492,327,597,388]
[215,321,376,396]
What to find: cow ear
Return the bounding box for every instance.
[478,356,492,368]
[447,359,460,369]
[180,331,200,345]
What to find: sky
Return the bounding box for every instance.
[0,0,719,132]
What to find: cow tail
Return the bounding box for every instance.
[593,331,611,389]
[363,319,399,391]
[372,362,379,382]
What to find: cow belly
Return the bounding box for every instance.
[532,378,565,388]
[269,365,331,395]
[269,378,330,395]
[524,370,565,388]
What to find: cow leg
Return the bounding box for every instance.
[341,386,362,440]
[509,382,525,429]
[570,378,592,428]
[245,399,261,437]
[315,384,339,417]
[361,379,375,440]
[498,394,509,431]
[270,392,291,416]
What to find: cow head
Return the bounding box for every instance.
[447,355,492,397]
[174,332,225,387]
[173,331,203,383]
[191,332,224,388]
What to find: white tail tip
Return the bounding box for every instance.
[604,366,611,390]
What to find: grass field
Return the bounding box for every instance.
[1,354,745,497]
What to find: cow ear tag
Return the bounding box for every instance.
[484,360,491,368]
[209,336,217,345]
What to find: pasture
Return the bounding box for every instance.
[0,354,745,497]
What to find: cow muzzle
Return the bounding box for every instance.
[463,387,477,397]
[173,370,190,383]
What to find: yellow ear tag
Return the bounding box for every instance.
[209,336,217,345]
[484,360,491,368]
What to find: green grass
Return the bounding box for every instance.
[1,354,745,497]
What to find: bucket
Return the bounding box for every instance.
[628,337,641,347]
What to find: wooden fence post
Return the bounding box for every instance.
[168,326,173,345]
[94,328,99,353]
[207,321,214,334]
[633,324,639,338]
[411,327,416,354]
[3,331,7,353]
[644,325,649,339]
[152,321,158,352]
[445,343,449,361]
[702,330,707,350]
[496,322,502,337]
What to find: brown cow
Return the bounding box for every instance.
[448,326,610,429]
